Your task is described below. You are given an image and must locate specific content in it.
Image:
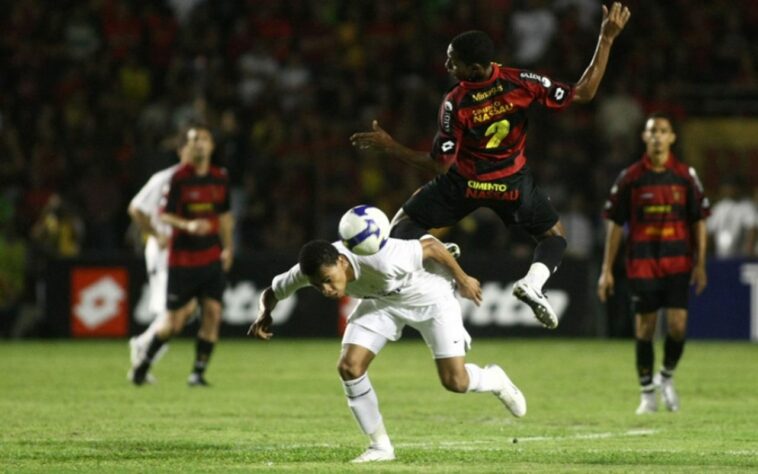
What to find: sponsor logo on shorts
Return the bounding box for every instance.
[465,180,520,201]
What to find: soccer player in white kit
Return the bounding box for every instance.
[248,236,527,463]
[127,148,196,381]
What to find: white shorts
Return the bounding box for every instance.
[342,295,471,359]
[145,237,169,316]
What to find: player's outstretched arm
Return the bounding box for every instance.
[350,120,445,174]
[573,2,631,103]
[248,287,278,340]
[421,237,482,306]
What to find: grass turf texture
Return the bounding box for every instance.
[1,339,757,472]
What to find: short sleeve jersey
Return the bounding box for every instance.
[272,239,456,311]
[603,154,710,280]
[162,163,230,267]
[433,63,575,181]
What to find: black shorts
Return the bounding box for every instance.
[402,167,559,236]
[630,273,690,314]
[166,262,226,310]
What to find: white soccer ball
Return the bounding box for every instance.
[338,205,390,255]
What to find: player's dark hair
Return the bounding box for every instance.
[646,111,675,130]
[178,122,213,149]
[450,30,495,66]
[299,240,339,276]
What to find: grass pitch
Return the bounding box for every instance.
[1,338,757,472]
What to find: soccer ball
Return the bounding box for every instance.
[338,205,390,255]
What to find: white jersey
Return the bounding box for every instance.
[129,164,180,240]
[272,238,456,311]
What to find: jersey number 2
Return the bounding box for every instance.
[485,119,510,148]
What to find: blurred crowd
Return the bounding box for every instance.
[1,0,757,332]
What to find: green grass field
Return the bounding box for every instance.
[2,338,757,472]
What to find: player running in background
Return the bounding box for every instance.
[351,2,631,329]
[597,113,709,414]
[131,125,234,387]
[127,139,198,383]
[248,235,526,463]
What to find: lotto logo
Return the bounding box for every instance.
[71,267,129,337]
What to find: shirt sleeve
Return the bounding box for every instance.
[129,174,162,214]
[271,263,311,300]
[685,166,710,222]
[515,69,574,110]
[603,169,631,225]
[430,94,464,168]
[385,239,424,273]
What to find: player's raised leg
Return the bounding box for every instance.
[419,305,526,417]
[339,324,395,463]
[513,221,566,329]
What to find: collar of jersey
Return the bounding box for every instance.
[642,152,677,170]
[458,62,499,89]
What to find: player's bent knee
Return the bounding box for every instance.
[337,358,367,381]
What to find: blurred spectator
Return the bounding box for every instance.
[0,200,26,338]
[30,194,84,258]
[707,177,757,258]
[509,0,557,66]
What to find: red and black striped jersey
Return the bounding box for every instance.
[162,163,230,268]
[432,63,574,181]
[603,154,710,281]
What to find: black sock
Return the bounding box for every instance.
[145,334,167,361]
[193,338,215,375]
[136,335,167,373]
[663,335,685,374]
[635,339,654,388]
[533,235,567,273]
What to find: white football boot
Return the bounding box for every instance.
[512,280,558,329]
[635,390,658,415]
[350,445,396,463]
[655,373,680,412]
[486,364,527,417]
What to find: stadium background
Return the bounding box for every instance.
[1,0,757,340]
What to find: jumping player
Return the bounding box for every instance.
[351,3,631,329]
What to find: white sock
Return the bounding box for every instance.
[522,262,551,292]
[465,364,503,392]
[342,373,390,448]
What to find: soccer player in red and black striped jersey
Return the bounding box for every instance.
[598,113,709,414]
[352,3,631,330]
[131,125,234,386]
